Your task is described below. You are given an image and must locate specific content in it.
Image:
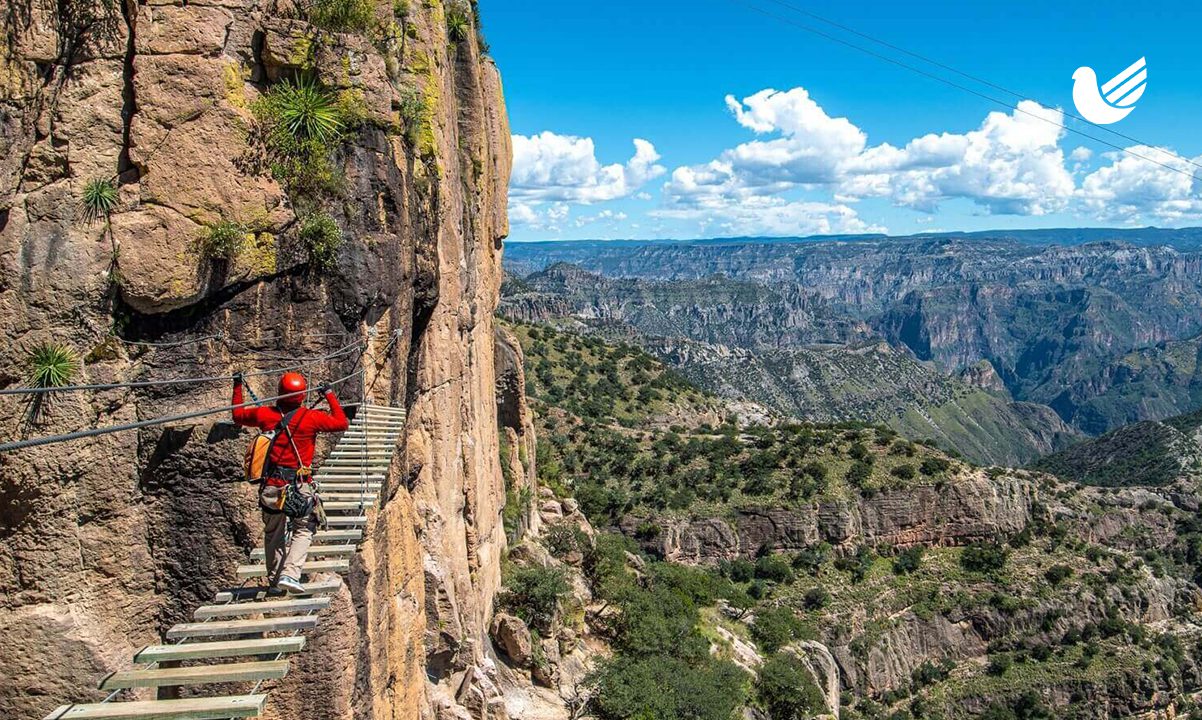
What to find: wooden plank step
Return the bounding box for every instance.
[249,545,355,560]
[99,660,289,690]
[166,615,318,639]
[214,579,342,603]
[194,596,331,620]
[134,637,305,664]
[316,483,381,492]
[236,559,348,578]
[44,695,267,720]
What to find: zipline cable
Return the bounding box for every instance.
[0,341,363,396]
[756,0,1202,174]
[0,367,363,453]
[724,0,1202,184]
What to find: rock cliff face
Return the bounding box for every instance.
[1,2,515,719]
[624,471,1037,563]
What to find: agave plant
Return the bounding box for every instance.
[271,77,345,143]
[80,177,118,223]
[446,4,471,42]
[28,343,80,389]
[25,343,80,423]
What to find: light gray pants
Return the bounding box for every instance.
[259,484,318,585]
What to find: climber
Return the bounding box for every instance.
[232,371,349,595]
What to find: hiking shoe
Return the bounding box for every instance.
[265,585,287,598]
[277,576,305,594]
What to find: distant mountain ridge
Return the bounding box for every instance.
[502,233,1202,443]
[501,265,1081,466]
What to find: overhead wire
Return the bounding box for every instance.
[756,0,1202,174]
[723,0,1202,184]
[0,341,363,396]
[0,366,364,453]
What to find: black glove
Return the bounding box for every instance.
[316,384,332,396]
[232,372,244,387]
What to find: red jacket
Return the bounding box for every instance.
[232,385,348,482]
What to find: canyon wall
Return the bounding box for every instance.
[0,1,516,718]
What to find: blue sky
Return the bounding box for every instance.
[484,0,1202,241]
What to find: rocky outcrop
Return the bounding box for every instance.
[1,1,514,719]
[790,641,841,719]
[625,471,1038,562]
[495,325,539,538]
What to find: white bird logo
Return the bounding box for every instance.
[1072,57,1148,124]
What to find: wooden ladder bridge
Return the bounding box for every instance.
[43,405,406,720]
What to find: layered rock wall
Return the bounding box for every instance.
[1,1,513,718]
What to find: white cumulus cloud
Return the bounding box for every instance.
[840,101,1075,215]
[653,197,883,237]
[510,132,665,203]
[1079,146,1202,223]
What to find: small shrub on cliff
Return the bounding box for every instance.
[446,2,471,42]
[545,523,589,560]
[498,565,570,630]
[305,0,375,32]
[298,212,343,270]
[80,177,118,223]
[25,343,80,423]
[755,653,826,720]
[1044,564,1074,586]
[254,76,350,198]
[197,220,247,260]
[27,343,80,389]
[920,456,952,476]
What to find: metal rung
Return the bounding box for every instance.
[323,502,375,511]
[166,615,318,639]
[44,695,267,720]
[236,559,348,578]
[324,515,368,526]
[98,660,289,690]
[194,596,331,620]
[134,638,305,664]
[213,579,342,603]
[249,545,355,560]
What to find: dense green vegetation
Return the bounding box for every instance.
[1032,416,1197,487]
[511,321,964,526]
[512,317,1202,719]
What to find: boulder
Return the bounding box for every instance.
[490,613,533,668]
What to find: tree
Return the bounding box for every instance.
[750,607,810,653]
[961,543,1009,573]
[756,654,826,720]
[589,655,747,720]
[499,565,570,630]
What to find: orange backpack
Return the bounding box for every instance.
[243,409,301,484]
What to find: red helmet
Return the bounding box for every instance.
[277,372,307,408]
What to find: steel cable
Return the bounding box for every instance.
[0,366,364,453]
[0,342,363,396]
